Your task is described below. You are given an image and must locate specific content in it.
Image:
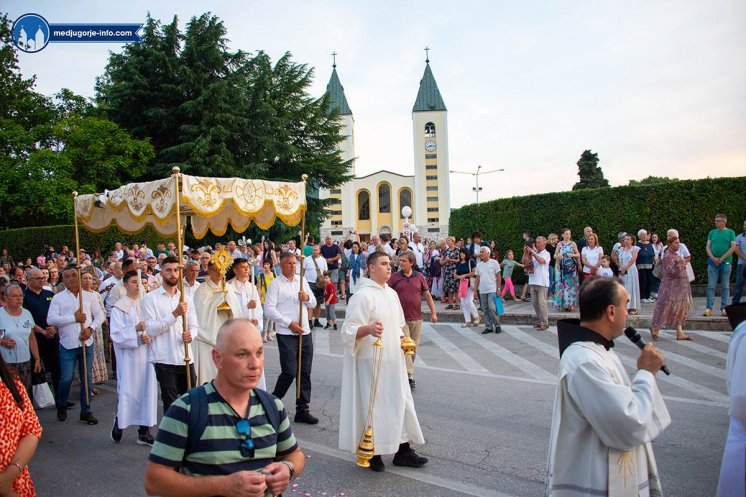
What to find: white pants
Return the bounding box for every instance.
[460,288,479,322]
[431,275,443,298]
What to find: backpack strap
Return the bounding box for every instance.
[254,388,281,435]
[185,385,209,458]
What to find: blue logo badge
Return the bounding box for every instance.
[12,13,50,53]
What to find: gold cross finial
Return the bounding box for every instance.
[332,51,337,68]
[424,46,430,63]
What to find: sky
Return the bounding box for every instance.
[5,1,746,208]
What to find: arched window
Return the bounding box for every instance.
[378,183,391,213]
[424,122,436,137]
[357,191,370,220]
[399,188,412,218]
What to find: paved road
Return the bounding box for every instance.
[31,322,729,497]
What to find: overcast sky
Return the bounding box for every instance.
[6,0,745,208]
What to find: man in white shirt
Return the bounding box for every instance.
[367,235,381,256]
[527,236,551,330]
[264,251,318,424]
[47,265,106,424]
[114,242,124,261]
[287,240,301,275]
[474,246,502,335]
[547,278,670,496]
[408,232,425,271]
[141,256,199,412]
[182,260,201,300]
[303,245,328,329]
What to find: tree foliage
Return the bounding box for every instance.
[572,149,610,190]
[0,14,154,228]
[628,176,677,186]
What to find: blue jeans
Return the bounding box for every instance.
[57,344,93,413]
[732,264,745,305]
[706,262,732,310]
[479,292,500,329]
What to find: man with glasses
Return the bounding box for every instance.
[24,268,62,397]
[704,214,737,316]
[145,319,304,497]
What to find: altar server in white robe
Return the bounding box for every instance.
[339,251,427,473]
[546,277,671,497]
[109,270,158,445]
[228,257,266,390]
[193,261,242,385]
[717,304,746,496]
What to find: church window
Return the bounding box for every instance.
[428,217,440,223]
[424,122,436,137]
[426,175,437,180]
[425,154,437,159]
[427,196,438,202]
[357,191,370,220]
[330,189,342,195]
[426,185,438,191]
[378,183,391,213]
[399,188,413,218]
[426,164,437,170]
[331,220,342,226]
[427,207,439,212]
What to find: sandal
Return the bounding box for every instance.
[462,323,473,328]
[445,304,453,310]
[536,324,549,331]
[473,315,481,325]
[676,335,693,341]
[628,310,638,315]
[651,330,659,341]
[453,305,461,310]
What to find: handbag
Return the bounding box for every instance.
[652,262,662,279]
[33,381,55,409]
[311,256,325,289]
[685,262,695,282]
[458,278,469,298]
[494,294,505,316]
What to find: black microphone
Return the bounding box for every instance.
[624,327,670,376]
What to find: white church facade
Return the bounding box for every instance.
[319,57,451,242]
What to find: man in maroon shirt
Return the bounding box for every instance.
[388,250,438,389]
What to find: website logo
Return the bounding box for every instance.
[12,13,142,53]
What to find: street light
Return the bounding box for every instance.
[449,165,505,205]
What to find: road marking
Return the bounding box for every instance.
[450,325,556,382]
[657,333,728,360]
[299,439,524,497]
[692,331,732,344]
[501,325,559,357]
[421,326,490,374]
[313,329,331,355]
[615,339,725,379]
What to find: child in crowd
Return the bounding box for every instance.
[597,255,614,278]
[258,261,275,341]
[500,250,524,302]
[323,271,338,330]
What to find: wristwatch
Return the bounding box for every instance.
[279,460,295,481]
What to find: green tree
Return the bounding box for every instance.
[628,176,677,186]
[572,149,610,190]
[95,13,352,238]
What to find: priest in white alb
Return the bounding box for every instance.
[193,259,241,385]
[546,278,671,497]
[109,270,158,445]
[339,251,427,473]
[227,257,266,390]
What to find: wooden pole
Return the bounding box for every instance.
[172,167,192,389]
[296,174,308,400]
[72,192,90,406]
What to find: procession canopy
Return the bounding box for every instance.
[74,174,307,238]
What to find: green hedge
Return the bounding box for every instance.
[0,225,170,260]
[449,177,746,284]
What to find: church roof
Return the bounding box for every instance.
[326,66,352,115]
[412,62,447,112]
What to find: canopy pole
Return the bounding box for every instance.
[297,174,308,400]
[173,167,192,389]
[72,192,90,406]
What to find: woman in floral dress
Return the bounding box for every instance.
[650,235,692,340]
[553,229,580,311]
[441,236,461,310]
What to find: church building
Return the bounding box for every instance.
[319,55,451,242]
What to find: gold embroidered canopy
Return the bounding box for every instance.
[74,173,307,238]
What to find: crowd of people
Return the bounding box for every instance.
[0,214,744,496]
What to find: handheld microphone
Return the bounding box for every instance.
[624,327,670,376]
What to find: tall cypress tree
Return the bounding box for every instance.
[572,149,610,190]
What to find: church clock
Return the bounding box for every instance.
[424,140,437,152]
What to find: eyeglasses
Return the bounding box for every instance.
[30,277,46,281]
[236,419,254,458]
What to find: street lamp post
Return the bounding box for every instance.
[449,165,505,205]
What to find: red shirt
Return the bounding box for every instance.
[324,282,337,304]
[388,270,428,321]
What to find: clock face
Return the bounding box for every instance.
[424,140,437,152]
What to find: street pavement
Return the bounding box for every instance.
[31,320,730,497]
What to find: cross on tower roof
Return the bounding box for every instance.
[332,51,337,68]
[424,46,430,63]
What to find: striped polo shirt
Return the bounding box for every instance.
[149,382,298,476]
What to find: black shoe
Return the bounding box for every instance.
[294,410,319,425]
[393,448,429,468]
[408,378,416,390]
[324,323,331,329]
[481,327,494,335]
[80,412,98,425]
[494,326,502,334]
[110,417,123,443]
[369,455,385,472]
[313,320,322,328]
[308,321,313,330]
[333,324,337,330]
[66,401,76,409]
[136,431,155,446]
[57,405,67,422]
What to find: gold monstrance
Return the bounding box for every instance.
[210,249,234,316]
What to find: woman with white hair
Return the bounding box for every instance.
[636,229,656,303]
